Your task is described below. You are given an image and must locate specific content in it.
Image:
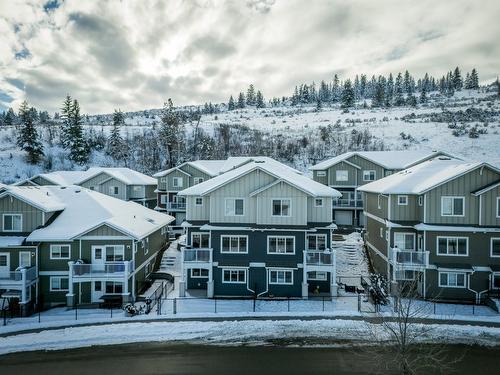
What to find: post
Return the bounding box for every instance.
[173,298,177,314]
[253,298,256,312]
[75,304,78,320]
[214,298,217,313]
[3,309,6,326]
[122,261,131,303]
[322,296,325,312]
[433,303,436,315]
[21,268,27,304]
[302,251,308,299]
[66,261,75,309]
[287,297,290,312]
[357,293,361,312]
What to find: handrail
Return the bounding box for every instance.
[71,261,134,277]
[0,266,37,282]
[182,247,212,263]
[305,250,334,266]
[389,248,429,267]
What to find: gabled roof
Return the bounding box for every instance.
[0,186,66,212]
[471,179,500,196]
[178,159,340,198]
[21,186,174,241]
[358,158,499,195]
[310,150,458,171]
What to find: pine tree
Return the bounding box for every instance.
[107,109,126,162]
[4,108,16,126]
[315,97,322,112]
[464,72,471,89]
[385,73,394,106]
[159,98,185,169]
[237,92,245,108]
[246,84,256,106]
[404,70,414,95]
[68,99,89,164]
[420,85,428,103]
[60,94,73,148]
[228,95,235,111]
[496,77,500,97]
[453,67,463,90]
[372,77,385,107]
[394,73,405,106]
[340,79,355,109]
[16,100,43,164]
[470,68,479,89]
[255,90,265,108]
[331,74,340,102]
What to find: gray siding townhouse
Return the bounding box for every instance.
[0,185,173,315]
[358,156,500,303]
[18,167,158,208]
[176,158,341,298]
[311,151,454,227]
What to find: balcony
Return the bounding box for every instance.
[389,248,429,268]
[332,199,363,208]
[182,247,212,264]
[304,250,335,272]
[69,261,134,279]
[166,202,186,211]
[0,266,37,287]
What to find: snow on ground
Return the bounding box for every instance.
[335,232,369,282]
[1,318,500,356]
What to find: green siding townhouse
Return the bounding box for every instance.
[358,156,500,303]
[310,151,454,227]
[0,185,173,315]
[18,167,158,209]
[176,158,341,298]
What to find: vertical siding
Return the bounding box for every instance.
[364,192,388,219]
[180,164,212,184]
[83,224,127,237]
[256,182,307,226]
[327,161,358,186]
[307,197,332,223]
[166,170,189,191]
[186,196,211,221]
[128,185,145,199]
[312,170,328,185]
[0,195,46,234]
[390,194,419,221]
[481,186,500,226]
[99,178,127,200]
[348,155,385,187]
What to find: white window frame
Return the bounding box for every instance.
[19,251,31,267]
[222,268,246,284]
[50,244,71,260]
[307,271,327,281]
[160,177,167,183]
[172,177,183,188]
[2,214,22,232]
[267,236,295,255]
[393,232,415,251]
[497,197,500,218]
[160,195,168,204]
[441,196,465,217]
[190,268,209,278]
[224,198,245,216]
[314,198,324,207]
[437,236,469,256]
[108,186,119,195]
[269,269,294,285]
[438,272,466,288]
[105,281,124,294]
[50,276,69,291]
[336,170,348,182]
[191,232,210,248]
[220,235,248,254]
[317,171,326,177]
[193,177,204,185]
[492,273,500,289]
[306,234,327,251]
[363,170,376,181]
[271,199,291,217]
[195,197,203,206]
[397,195,408,206]
[490,238,500,258]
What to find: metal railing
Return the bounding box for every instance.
[0,266,37,283]
[167,202,186,210]
[182,248,212,263]
[389,248,429,267]
[332,199,364,208]
[70,261,134,278]
[305,250,334,266]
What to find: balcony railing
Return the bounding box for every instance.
[182,248,213,263]
[70,261,134,278]
[305,250,334,266]
[389,248,429,268]
[0,266,37,284]
[332,199,363,208]
[166,202,186,210]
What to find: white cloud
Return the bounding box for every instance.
[0,0,499,114]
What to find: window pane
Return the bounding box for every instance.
[222,237,230,252]
[61,278,69,290]
[442,198,452,215]
[449,239,457,254]
[285,271,292,283]
[239,237,247,251]
[0,255,7,267]
[272,200,281,215]
[235,199,244,215]
[492,240,500,256]
[51,278,59,290]
[270,271,277,283]
[286,238,294,252]
[404,235,413,250]
[318,236,326,250]
[223,270,230,282]
[269,238,276,252]
[308,236,316,250]
[456,274,465,286]
[440,273,448,285]
[4,215,13,230]
[282,200,290,216]
[457,239,467,255]
[494,275,500,288]
[453,198,463,215]
[438,239,447,254]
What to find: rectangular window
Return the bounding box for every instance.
[160,195,168,204]
[307,234,327,251]
[491,238,500,257]
[105,281,123,294]
[222,269,246,283]
[439,272,466,288]
[272,199,291,216]
[336,170,348,182]
[269,269,293,285]
[3,214,22,232]
[437,237,468,256]
[314,198,324,207]
[0,254,8,267]
[108,186,119,195]
[19,251,31,267]
[221,235,248,253]
[105,245,125,261]
[192,233,210,248]
[195,197,203,206]
[50,277,69,291]
[317,171,326,177]
[397,195,408,205]
[50,244,71,259]
[132,186,141,192]
[191,268,209,278]
[363,170,376,181]
[172,177,183,188]
[418,196,423,206]
[307,271,327,281]
[89,186,95,191]
[193,177,204,185]
[493,274,500,289]
[268,236,295,254]
[441,196,464,217]
[394,233,415,250]
[225,198,244,216]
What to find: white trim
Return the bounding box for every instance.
[50,244,71,260]
[190,268,209,278]
[50,276,69,291]
[397,195,408,206]
[440,196,465,217]
[335,170,349,182]
[365,240,388,261]
[220,235,248,254]
[195,197,203,206]
[307,271,327,281]
[314,198,324,207]
[2,213,22,232]
[490,237,500,258]
[172,177,184,188]
[316,171,326,177]
[364,211,386,225]
[39,271,69,276]
[393,232,415,250]
[271,198,291,217]
[190,232,210,248]
[224,198,245,216]
[438,271,466,288]
[19,251,31,267]
[222,268,247,284]
[472,181,500,196]
[268,268,294,285]
[362,170,376,182]
[193,177,204,185]
[267,235,295,255]
[436,236,469,256]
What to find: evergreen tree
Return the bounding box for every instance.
[419,85,428,104]
[16,100,43,164]
[404,70,414,95]
[4,108,16,126]
[246,84,256,106]
[470,68,479,89]
[237,92,245,108]
[228,95,235,111]
[406,94,417,107]
[255,91,265,108]
[159,98,185,169]
[331,75,340,102]
[394,73,405,106]
[315,97,322,112]
[496,77,500,97]
[464,72,471,89]
[372,77,385,107]
[453,67,463,90]
[107,109,126,162]
[340,79,355,109]
[60,94,73,148]
[68,99,89,164]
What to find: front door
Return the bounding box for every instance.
[0,253,10,276]
[92,281,105,303]
[92,246,105,271]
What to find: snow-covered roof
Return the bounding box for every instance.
[0,236,26,247]
[1,186,175,241]
[358,158,499,194]
[178,159,340,198]
[310,150,457,171]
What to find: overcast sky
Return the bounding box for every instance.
[1,0,499,114]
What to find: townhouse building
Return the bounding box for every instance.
[18,167,158,208]
[358,156,500,303]
[310,151,453,227]
[176,158,341,299]
[0,185,173,315]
